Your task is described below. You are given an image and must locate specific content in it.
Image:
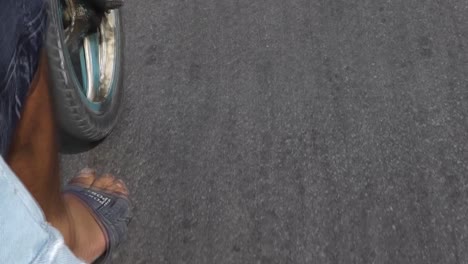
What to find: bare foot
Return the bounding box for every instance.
[62,169,129,263]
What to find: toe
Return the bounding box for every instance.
[86,173,129,196]
[106,178,127,195]
[114,179,129,196]
[69,168,97,186]
[92,173,115,190]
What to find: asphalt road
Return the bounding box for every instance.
[61,1,468,263]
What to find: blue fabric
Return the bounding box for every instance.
[0,157,84,263]
[0,0,47,156]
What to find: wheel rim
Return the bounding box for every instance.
[60,4,120,113]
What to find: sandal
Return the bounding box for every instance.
[63,183,132,263]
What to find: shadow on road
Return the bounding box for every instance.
[59,130,102,154]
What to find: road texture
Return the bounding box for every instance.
[61,1,468,263]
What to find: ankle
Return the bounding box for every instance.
[46,199,78,251]
[62,194,107,262]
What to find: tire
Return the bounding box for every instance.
[46,0,124,141]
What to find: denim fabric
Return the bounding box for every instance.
[0,0,47,156]
[0,157,84,263]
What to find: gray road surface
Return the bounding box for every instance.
[61,1,468,263]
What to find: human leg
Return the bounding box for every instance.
[6,46,130,264]
[2,1,130,262]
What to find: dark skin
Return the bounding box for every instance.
[6,52,128,263]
